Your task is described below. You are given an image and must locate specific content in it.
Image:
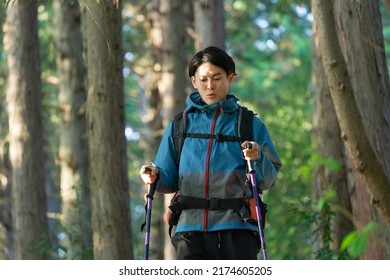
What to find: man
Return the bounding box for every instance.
[140,46,282,259]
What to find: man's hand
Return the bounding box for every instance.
[241,141,260,161]
[140,165,159,185]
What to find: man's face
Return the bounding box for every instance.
[191,62,235,105]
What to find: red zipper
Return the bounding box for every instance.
[203,105,221,232]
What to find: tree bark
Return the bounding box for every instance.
[312,19,354,254]
[312,0,390,232]
[139,0,165,260]
[0,2,12,260]
[158,0,187,260]
[83,0,133,259]
[4,0,51,259]
[54,0,92,259]
[159,0,187,121]
[332,0,390,259]
[193,0,225,50]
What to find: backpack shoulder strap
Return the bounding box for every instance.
[173,111,187,165]
[237,106,254,143]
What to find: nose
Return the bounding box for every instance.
[207,79,215,90]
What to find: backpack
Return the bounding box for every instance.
[172,105,255,165]
[166,105,267,237]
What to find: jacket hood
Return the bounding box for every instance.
[186,92,240,113]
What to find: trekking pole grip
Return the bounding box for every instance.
[144,167,156,198]
[244,143,255,174]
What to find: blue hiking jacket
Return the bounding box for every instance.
[154,92,282,233]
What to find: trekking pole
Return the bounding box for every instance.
[142,167,156,260]
[245,143,268,260]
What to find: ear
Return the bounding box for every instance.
[191,76,197,89]
[227,73,235,85]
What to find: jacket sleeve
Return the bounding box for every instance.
[252,117,282,191]
[153,121,180,194]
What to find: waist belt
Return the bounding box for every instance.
[170,195,245,212]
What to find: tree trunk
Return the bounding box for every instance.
[157,0,188,260]
[312,0,390,258]
[82,0,133,259]
[140,0,190,260]
[193,0,225,50]
[138,0,165,260]
[332,0,390,259]
[312,19,353,255]
[159,0,187,121]
[0,2,12,260]
[54,0,92,259]
[4,0,51,259]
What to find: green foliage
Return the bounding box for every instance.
[340,222,379,259]
[315,247,351,260]
[300,185,379,260]
[313,190,344,260]
[26,229,55,259]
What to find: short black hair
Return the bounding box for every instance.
[188,46,236,78]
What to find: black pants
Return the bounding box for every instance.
[171,230,260,260]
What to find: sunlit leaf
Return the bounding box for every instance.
[347,235,368,259]
[340,231,357,250]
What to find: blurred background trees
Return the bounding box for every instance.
[0,0,389,260]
